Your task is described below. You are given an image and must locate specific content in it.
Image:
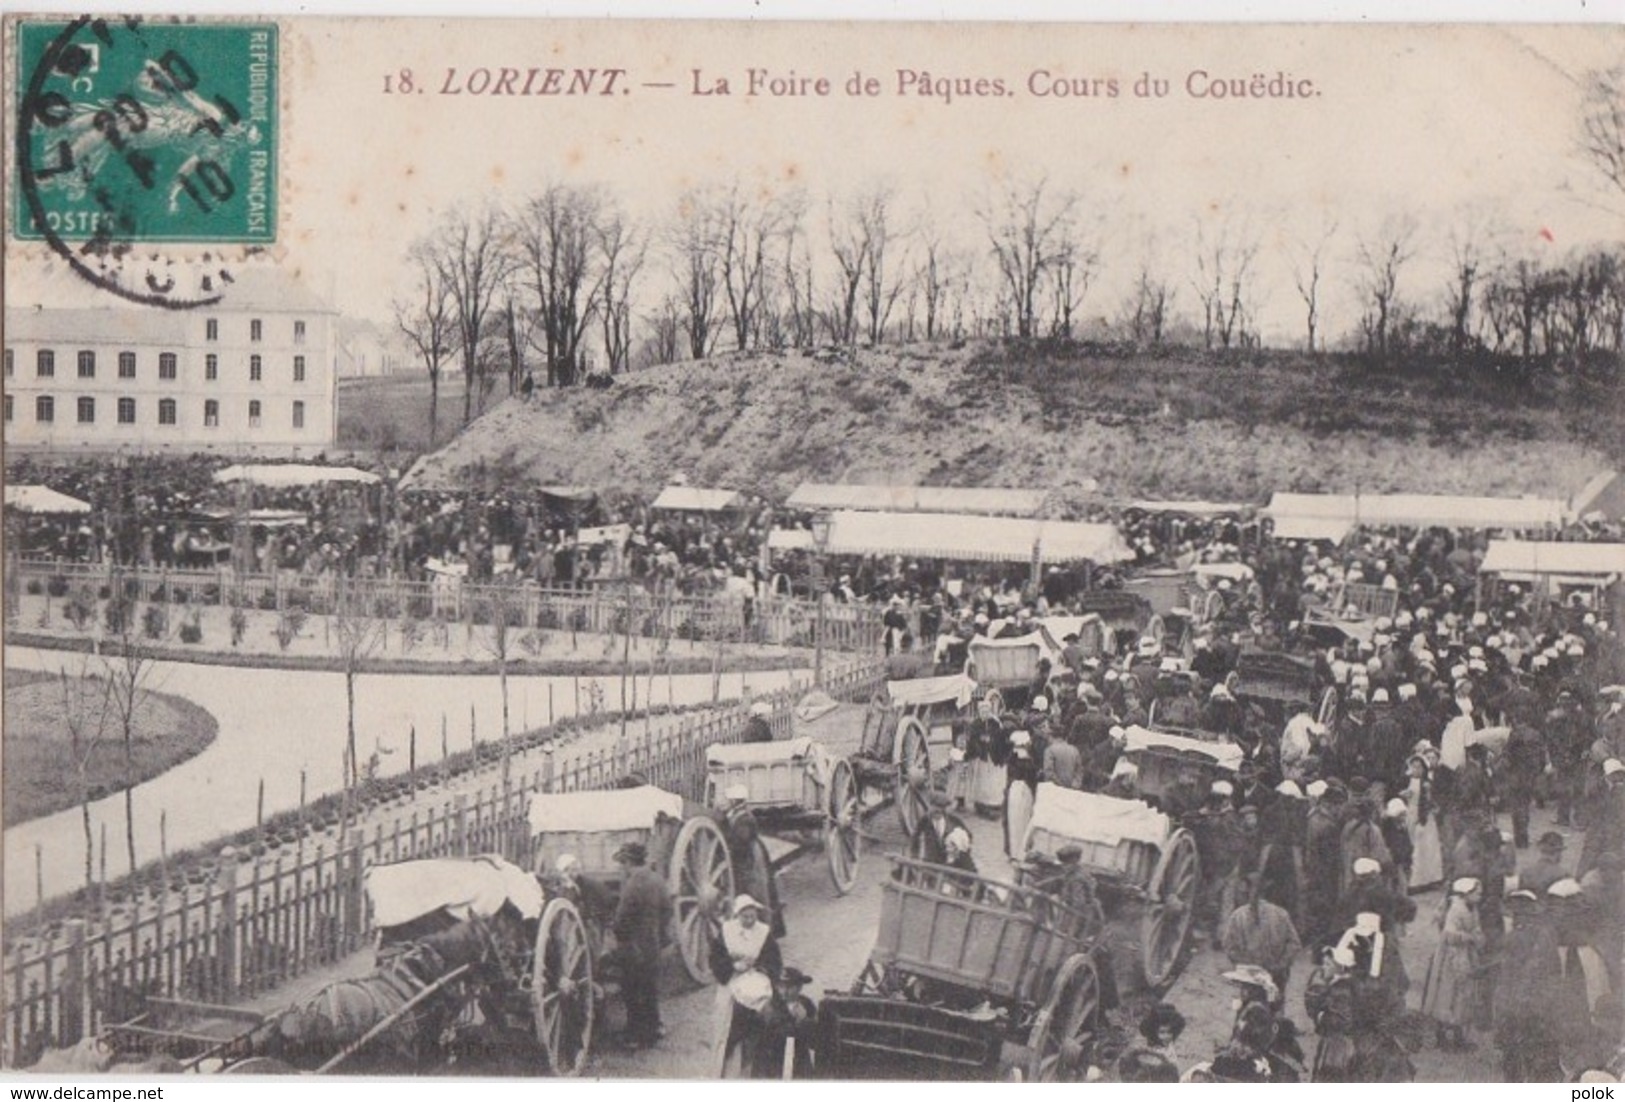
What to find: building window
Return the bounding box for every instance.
[206,318,219,342]
[204,399,219,428]
[250,354,263,382]
[36,396,54,422]
[4,394,12,422]
[118,351,136,378]
[159,353,177,380]
[293,355,306,382]
[205,354,218,381]
[77,396,95,424]
[118,397,135,424]
[37,350,54,377]
[250,319,263,342]
[5,349,13,377]
[293,400,306,429]
[248,399,262,428]
[158,398,177,426]
[294,320,306,344]
[77,350,95,378]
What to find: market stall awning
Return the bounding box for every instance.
[213,463,380,488]
[1480,541,1625,579]
[650,486,743,512]
[1264,492,1566,531]
[3,485,91,514]
[767,527,814,552]
[1269,515,1353,543]
[577,523,630,546]
[785,483,1049,517]
[1129,500,1249,517]
[820,510,1133,565]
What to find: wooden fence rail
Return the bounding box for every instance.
[1,655,883,1067]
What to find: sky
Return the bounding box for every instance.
[6,19,1622,349]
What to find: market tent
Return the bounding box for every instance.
[1264,492,1566,531]
[213,463,380,488]
[1129,500,1249,517]
[821,510,1133,564]
[1269,515,1353,543]
[1479,541,1625,579]
[195,507,309,528]
[650,486,744,512]
[786,483,1048,518]
[577,523,631,546]
[766,527,814,552]
[3,485,91,514]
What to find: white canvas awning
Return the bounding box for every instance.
[1269,515,1353,543]
[1264,492,1565,532]
[1026,783,1171,848]
[213,463,380,488]
[365,855,545,928]
[767,527,815,552]
[527,785,684,835]
[886,673,976,709]
[1480,541,1625,579]
[1129,500,1248,517]
[786,483,1050,517]
[819,510,1132,564]
[4,485,91,514]
[651,486,743,512]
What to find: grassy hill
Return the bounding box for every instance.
[392,341,1623,506]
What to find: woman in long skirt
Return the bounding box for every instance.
[972,707,1009,818]
[1004,731,1039,859]
[1404,755,1445,891]
[1419,877,1484,1051]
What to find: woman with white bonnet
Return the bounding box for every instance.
[707,893,783,1077]
[1004,729,1040,859]
[1402,752,1445,891]
[1419,877,1484,1052]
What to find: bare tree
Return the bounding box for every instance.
[826,194,869,344]
[1123,233,1176,347]
[855,186,910,344]
[598,210,645,375]
[978,177,1078,339]
[1444,212,1498,356]
[100,579,165,876]
[332,580,388,810]
[394,245,455,445]
[430,203,515,424]
[58,659,114,890]
[516,183,609,387]
[1355,215,1420,359]
[669,188,722,360]
[911,226,961,341]
[1191,210,1262,350]
[1289,218,1339,354]
[644,293,683,367]
[480,579,526,792]
[1579,66,1625,204]
[781,203,818,348]
[1048,219,1102,339]
[716,183,794,351]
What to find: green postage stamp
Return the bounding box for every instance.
[13,18,278,248]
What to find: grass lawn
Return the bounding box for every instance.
[2,668,219,826]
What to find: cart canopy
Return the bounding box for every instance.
[1130,499,1248,517]
[707,736,817,766]
[1190,562,1255,583]
[651,486,743,512]
[1027,783,1171,848]
[1124,726,1245,771]
[1269,516,1354,543]
[816,510,1133,565]
[365,854,546,928]
[786,482,1049,518]
[968,635,1057,683]
[527,784,683,836]
[886,673,975,710]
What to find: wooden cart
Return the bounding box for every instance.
[101,999,268,1072]
[1234,647,1337,727]
[836,673,974,838]
[527,785,732,987]
[824,856,1109,1081]
[704,736,863,894]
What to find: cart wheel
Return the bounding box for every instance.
[1141,828,1201,988]
[668,816,735,985]
[984,688,1004,716]
[825,758,862,895]
[1317,686,1339,728]
[532,897,595,1076]
[1027,954,1102,1082]
[894,717,932,837]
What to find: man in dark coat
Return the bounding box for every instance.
[910,790,970,865]
[1494,891,1567,1081]
[612,842,673,1048]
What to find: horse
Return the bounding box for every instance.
[250,905,533,1073]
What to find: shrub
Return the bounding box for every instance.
[228,607,248,648]
[518,630,547,658]
[142,605,168,640]
[63,588,95,631]
[399,616,424,654]
[46,574,69,598]
[372,594,401,619]
[256,590,279,612]
[275,609,307,651]
[171,588,190,606]
[25,579,42,596]
[179,614,203,644]
[537,605,562,630]
[104,597,131,635]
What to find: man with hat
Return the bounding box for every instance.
[1221,873,1303,1002]
[1494,888,1567,1081]
[1580,758,1625,877]
[611,841,673,1049]
[1520,831,1571,896]
[910,789,970,866]
[1303,779,1348,947]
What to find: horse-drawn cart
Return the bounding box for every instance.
[819,856,1109,1081]
[1234,648,1336,727]
[839,674,974,838]
[527,785,731,987]
[100,999,268,1072]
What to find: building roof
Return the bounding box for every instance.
[651,486,744,512]
[209,267,336,315]
[1479,541,1625,579]
[3,306,190,345]
[1264,492,1567,531]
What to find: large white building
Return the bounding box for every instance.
[3,270,338,455]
